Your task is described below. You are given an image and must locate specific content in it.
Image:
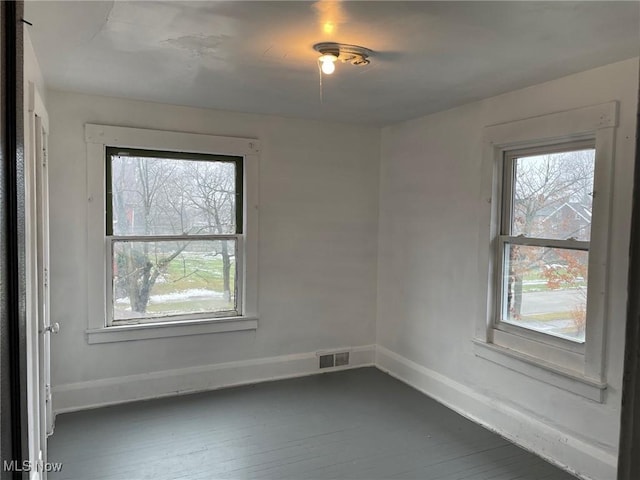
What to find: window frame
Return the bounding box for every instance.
[105,147,244,326]
[475,102,618,402]
[495,140,594,351]
[85,125,260,344]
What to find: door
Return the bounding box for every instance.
[26,81,55,477]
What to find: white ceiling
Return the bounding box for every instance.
[25,1,640,126]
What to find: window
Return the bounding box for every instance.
[475,102,617,402]
[85,125,260,343]
[106,148,243,325]
[498,142,595,344]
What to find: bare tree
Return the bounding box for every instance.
[183,161,236,302]
[513,150,593,237]
[112,156,187,314]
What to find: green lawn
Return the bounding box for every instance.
[151,252,235,294]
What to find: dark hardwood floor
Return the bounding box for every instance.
[48,367,577,480]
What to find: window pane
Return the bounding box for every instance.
[511,149,595,241]
[110,153,238,236]
[112,239,237,321]
[501,244,588,343]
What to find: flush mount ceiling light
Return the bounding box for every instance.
[313,42,372,75]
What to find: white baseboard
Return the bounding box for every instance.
[375,345,616,480]
[53,344,375,414]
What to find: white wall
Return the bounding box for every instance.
[47,92,380,407]
[376,57,639,480]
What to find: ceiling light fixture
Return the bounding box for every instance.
[313,42,372,75]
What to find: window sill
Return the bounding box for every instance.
[86,316,258,344]
[473,340,606,402]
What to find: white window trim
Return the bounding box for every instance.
[475,102,617,402]
[85,125,260,344]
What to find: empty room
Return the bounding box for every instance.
[2,0,640,479]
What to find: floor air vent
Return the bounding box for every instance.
[319,354,335,368]
[319,351,350,369]
[335,352,350,366]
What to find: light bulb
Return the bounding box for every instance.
[319,54,337,75]
[321,60,335,75]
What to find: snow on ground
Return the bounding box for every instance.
[149,289,224,303]
[115,288,224,305]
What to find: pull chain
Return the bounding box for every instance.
[317,60,324,103]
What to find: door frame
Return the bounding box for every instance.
[0,0,29,476]
[618,68,640,479]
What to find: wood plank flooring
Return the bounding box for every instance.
[48,367,577,480]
